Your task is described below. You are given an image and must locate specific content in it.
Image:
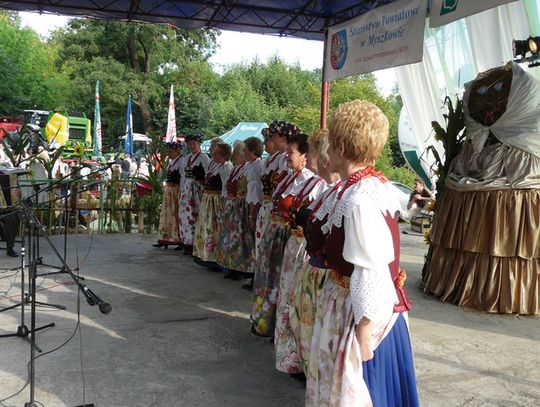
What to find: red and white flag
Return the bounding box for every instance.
[165,84,176,142]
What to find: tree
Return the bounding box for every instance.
[52,19,218,138]
[0,12,68,114]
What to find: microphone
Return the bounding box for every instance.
[81,284,112,314]
[99,301,112,315]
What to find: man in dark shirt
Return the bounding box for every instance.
[407,178,434,211]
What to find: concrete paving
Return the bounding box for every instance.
[0,226,539,407]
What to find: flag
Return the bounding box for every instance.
[124,94,134,157]
[165,84,176,142]
[93,80,102,156]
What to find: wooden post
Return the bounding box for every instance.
[320,29,330,129]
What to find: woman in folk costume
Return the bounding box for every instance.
[274,130,327,375]
[306,100,419,407]
[217,137,265,279]
[245,121,300,290]
[193,143,233,263]
[214,140,246,275]
[154,141,184,249]
[251,132,314,337]
[289,131,342,375]
[178,133,211,255]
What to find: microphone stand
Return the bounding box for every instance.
[0,205,55,352]
[15,197,111,407]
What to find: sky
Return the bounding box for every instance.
[18,11,397,96]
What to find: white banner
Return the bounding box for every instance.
[430,0,518,27]
[324,0,426,81]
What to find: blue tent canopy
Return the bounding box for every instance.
[201,122,267,153]
[0,1,400,40]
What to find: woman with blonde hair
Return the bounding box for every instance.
[306,100,419,406]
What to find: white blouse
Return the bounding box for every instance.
[273,167,314,198]
[263,151,289,176]
[324,177,401,326]
[245,158,265,204]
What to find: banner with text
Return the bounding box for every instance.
[324,0,426,81]
[430,0,518,28]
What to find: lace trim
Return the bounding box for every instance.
[310,184,343,221]
[322,177,400,232]
[350,267,397,324]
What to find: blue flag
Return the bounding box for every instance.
[124,94,134,157]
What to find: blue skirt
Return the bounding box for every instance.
[362,314,420,407]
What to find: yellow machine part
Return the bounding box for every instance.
[45,113,69,146]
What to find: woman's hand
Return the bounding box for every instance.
[355,318,375,362]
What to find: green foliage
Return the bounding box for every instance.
[428,96,466,194]
[375,145,416,186]
[0,12,68,114]
[1,12,413,180]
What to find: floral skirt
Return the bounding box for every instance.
[274,234,308,373]
[215,197,255,273]
[306,279,419,407]
[178,179,203,246]
[254,200,272,259]
[193,192,223,262]
[250,220,290,336]
[157,184,181,245]
[289,263,330,375]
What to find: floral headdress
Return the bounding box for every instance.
[261,120,302,140]
[185,133,204,143]
[165,141,184,150]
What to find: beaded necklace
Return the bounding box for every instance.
[337,166,386,200]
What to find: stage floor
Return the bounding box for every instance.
[1,227,539,407]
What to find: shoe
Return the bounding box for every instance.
[242,279,254,291]
[229,271,242,281]
[152,243,168,249]
[183,245,193,255]
[251,324,271,338]
[6,249,18,257]
[289,372,306,383]
[174,244,183,251]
